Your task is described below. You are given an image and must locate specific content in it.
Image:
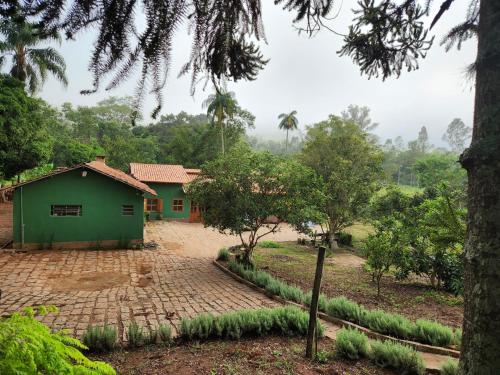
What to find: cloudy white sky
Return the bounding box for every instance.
[39,0,476,147]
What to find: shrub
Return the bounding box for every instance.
[369,340,425,375]
[82,325,117,352]
[304,291,328,312]
[258,240,281,248]
[362,310,414,340]
[336,232,353,246]
[180,306,323,341]
[0,306,115,375]
[228,260,305,304]
[127,322,145,347]
[217,248,230,261]
[158,324,172,345]
[326,297,366,324]
[452,328,462,350]
[412,319,453,347]
[440,359,459,375]
[315,349,330,363]
[335,328,370,360]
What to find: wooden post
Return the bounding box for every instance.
[306,245,326,359]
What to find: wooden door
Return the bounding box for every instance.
[189,201,202,223]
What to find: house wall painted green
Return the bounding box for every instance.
[144,183,191,220]
[13,168,145,249]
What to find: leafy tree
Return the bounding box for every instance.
[187,143,325,265]
[0,305,115,375]
[278,110,299,152]
[365,231,394,298]
[416,126,431,153]
[341,104,379,132]
[0,75,50,180]
[300,115,383,250]
[52,139,101,167]
[442,118,472,154]
[0,18,67,93]
[413,153,466,189]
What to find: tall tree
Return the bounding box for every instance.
[416,126,431,153]
[203,90,237,155]
[300,115,383,250]
[0,18,67,93]
[341,104,379,132]
[278,110,299,152]
[442,118,472,154]
[0,75,50,180]
[187,143,324,265]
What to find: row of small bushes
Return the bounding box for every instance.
[336,328,425,375]
[227,260,460,348]
[82,322,172,352]
[180,306,324,341]
[336,328,459,375]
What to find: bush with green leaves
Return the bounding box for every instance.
[158,324,173,345]
[412,319,453,347]
[180,306,323,341]
[258,240,282,248]
[452,328,462,350]
[362,310,414,340]
[335,328,370,360]
[304,291,328,312]
[127,322,145,348]
[228,260,305,304]
[369,340,425,375]
[335,232,353,246]
[217,247,230,261]
[440,359,459,375]
[82,325,117,353]
[0,306,115,375]
[325,297,366,324]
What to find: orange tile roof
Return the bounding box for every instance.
[130,163,194,184]
[86,161,157,195]
[185,168,201,182]
[7,161,157,196]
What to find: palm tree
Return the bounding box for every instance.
[203,90,237,155]
[278,111,299,152]
[0,19,67,93]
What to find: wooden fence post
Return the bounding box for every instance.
[306,245,326,359]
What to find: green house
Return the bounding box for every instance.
[11,157,157,250]
[129,163,202,222]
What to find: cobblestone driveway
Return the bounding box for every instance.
[0,221,302,341]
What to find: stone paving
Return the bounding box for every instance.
[0,221,304,342]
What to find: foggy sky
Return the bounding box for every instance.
[39,0,476,147]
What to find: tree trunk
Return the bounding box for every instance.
[328,222,339,251]
[286,129,289,152]
[459,1,500,373]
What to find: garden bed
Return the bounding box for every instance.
[92,335,394,375]
[252,242,463,328]
[214,259,460,359]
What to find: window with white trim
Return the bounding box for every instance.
[172,199,184,212]
[51,205,82,217]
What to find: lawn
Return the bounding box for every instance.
[253,241,463,328]
[93,335,393,375]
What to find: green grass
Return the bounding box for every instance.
[217,248,230,261]
[440,359,459,375]
[258,240,282,248]
[344,223,374,251]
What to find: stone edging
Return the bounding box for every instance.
[213,259,460,359]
